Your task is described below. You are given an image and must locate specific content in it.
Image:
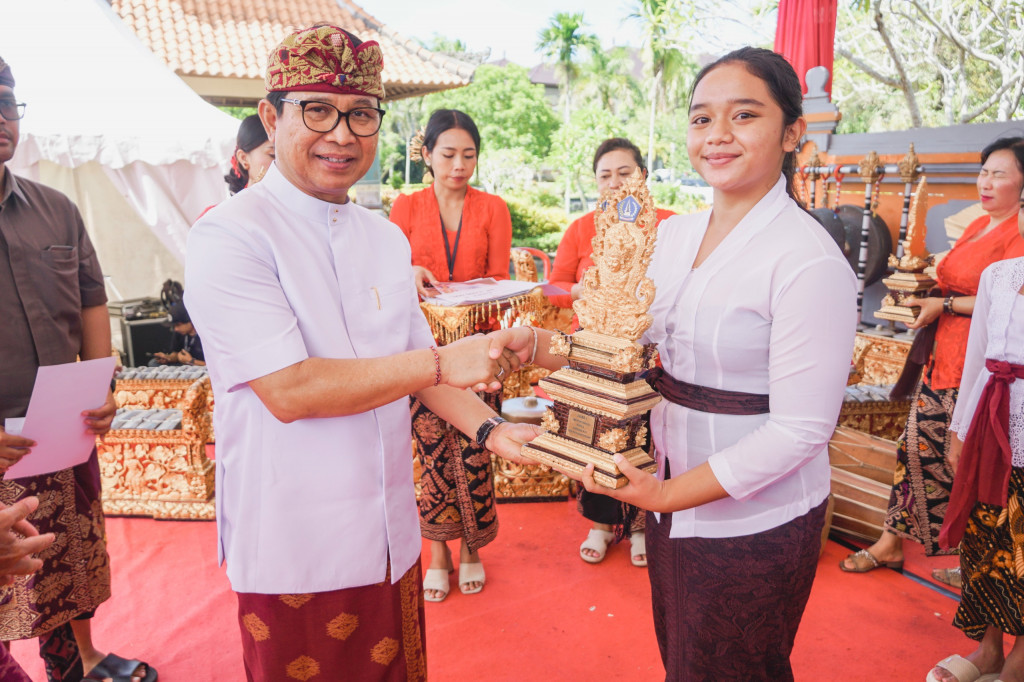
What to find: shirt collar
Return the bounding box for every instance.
[0,167,26,208]
[259,162,355,223]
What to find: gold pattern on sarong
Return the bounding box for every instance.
[286,655,321,681]
[371,637,400,666]
[400,567,427,681]
[242,613,270,642]
[279,593,314,609]
[326,612,359,640]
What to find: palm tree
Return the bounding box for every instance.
[537,12,600,127]
[580,45,644,116]
[630,0,692,171]
[538,12,600,212]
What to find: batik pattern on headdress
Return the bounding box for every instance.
[0,55,14,88]
[265,25,385,99]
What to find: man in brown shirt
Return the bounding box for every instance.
[0,56,154,682]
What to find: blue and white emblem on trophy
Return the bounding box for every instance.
[616,195,641,223]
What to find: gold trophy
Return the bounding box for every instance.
[522,169,661,488]
[875,175,935,324]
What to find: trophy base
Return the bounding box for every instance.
[875,305,921,324]
[523,433,657,489]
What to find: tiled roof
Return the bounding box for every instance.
[110,0,475,101]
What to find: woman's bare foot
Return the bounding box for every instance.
[424,541,453,601]
[580,523,613,561]
[840,530,904,571]
[459,540,483,593]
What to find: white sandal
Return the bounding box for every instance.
[579,528,614,564]
[630,531,647,567]
[423,568,451,602]
[459,561,485,595]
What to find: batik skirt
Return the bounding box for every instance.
[0,451,111,638]
[953,467,1024,640]
[237,562,427,682]
[412,391,499,552]
[884,377,959,556]
[645,499,827,681]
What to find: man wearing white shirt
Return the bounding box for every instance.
[185,24,536,681]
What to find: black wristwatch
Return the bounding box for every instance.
[475,416,507,449]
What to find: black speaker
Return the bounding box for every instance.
[120,318,174,367]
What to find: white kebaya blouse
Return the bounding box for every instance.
[186,165,436,594]
[644,176,858,538]
[950,257,1024,466]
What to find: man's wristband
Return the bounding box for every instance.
[475,416,507,449]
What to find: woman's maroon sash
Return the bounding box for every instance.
[939,359,1024,549]
[646,367,770,416]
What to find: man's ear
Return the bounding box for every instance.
[257,99,278,145]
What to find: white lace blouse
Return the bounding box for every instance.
[950,257,1024,466]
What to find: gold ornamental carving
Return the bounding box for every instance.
[575,168,658,343]
[597,428,628,452]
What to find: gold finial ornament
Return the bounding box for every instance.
[858,150,881,184]
[898,143,921,184]
[522,169,661,488]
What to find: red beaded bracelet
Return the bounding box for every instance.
[429,346,442,387]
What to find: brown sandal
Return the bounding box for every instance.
[839,548,904,573]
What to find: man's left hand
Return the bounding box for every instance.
[485,422,544,464]
[83,391,116,436]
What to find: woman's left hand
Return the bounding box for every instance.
[904,296,943,329]
[582,454,668,511]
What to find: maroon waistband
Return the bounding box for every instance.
[646,367,770,416]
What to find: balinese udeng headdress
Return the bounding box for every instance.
[265,24,385,99]
[0,55,15,89]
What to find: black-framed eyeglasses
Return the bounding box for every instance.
[0,101,26,121]
[280,98,385,137]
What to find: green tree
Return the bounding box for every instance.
[538,12,599,211]
[422,64,558,162]
[537,12,601,126]
[630,0,695,170]
[549,105,627,209]
[579,46,644,118]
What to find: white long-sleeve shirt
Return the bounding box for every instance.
[950,257,1024,466]
[186,165,436,594]
[644,176,858,538]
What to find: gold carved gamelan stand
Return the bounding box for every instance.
[99,375,215,519]
[523,169,661,488]
[876,149,935,324]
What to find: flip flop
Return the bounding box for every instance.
[630,531,647,567]
[838,548,903,573]
[459,561,485,595]
[580,528,613,564]
[423,567,452,603]
[84,653,157,682]
[933,567,962,589]
[925,654,999,682]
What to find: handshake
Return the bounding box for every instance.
[433,326,662,508]
[433,326,540,395]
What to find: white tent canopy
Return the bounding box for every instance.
[1,0,241,299]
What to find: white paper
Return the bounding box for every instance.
[427,278,538,306]
[4,357,117,479]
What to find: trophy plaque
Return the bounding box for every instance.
[875,176,936,324]
[522,169,661,488]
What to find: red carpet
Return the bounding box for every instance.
[8,500,983,681]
